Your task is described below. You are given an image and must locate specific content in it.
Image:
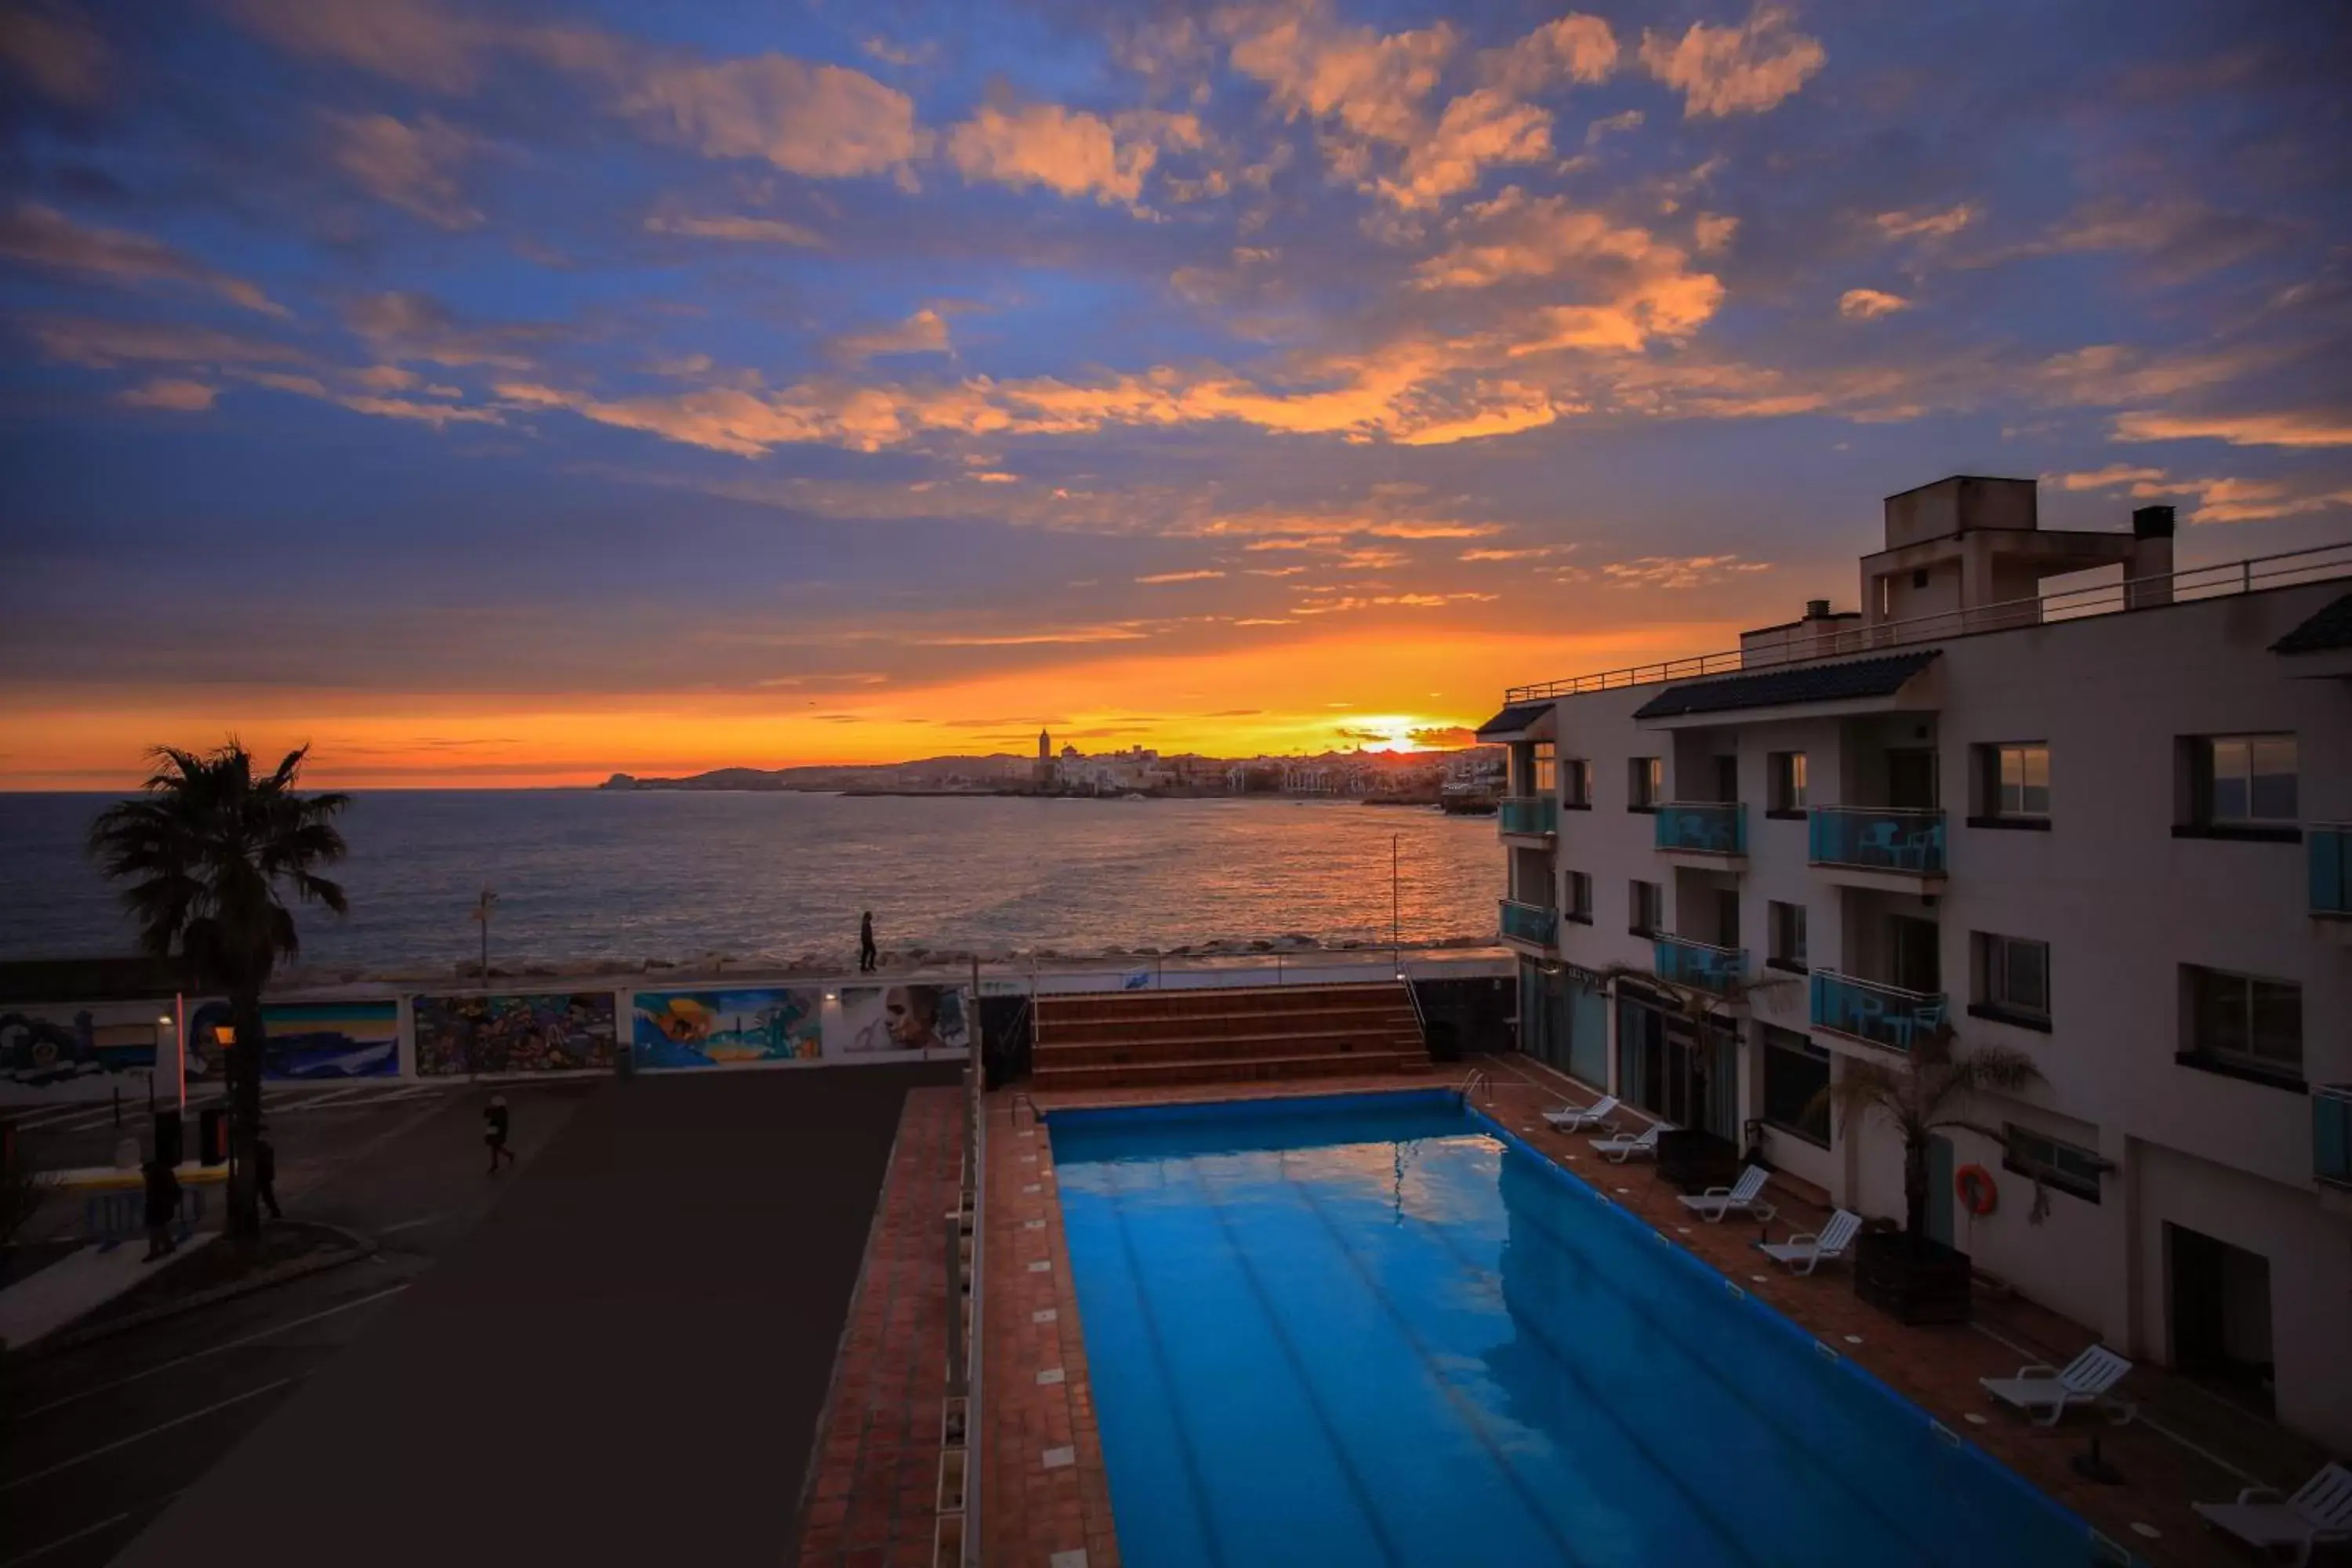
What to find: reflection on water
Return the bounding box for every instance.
[0,790,1498,969]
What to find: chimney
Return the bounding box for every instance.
[2127,504,2175,609]
[1803,598,1831,620]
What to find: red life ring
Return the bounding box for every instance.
[1955,1164,1998,1216]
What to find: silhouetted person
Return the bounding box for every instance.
[484,1094,515,1174]
[142,1156,180,1262]
[859,910,877,973]
[255,1131,282,1219]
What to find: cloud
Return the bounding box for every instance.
[0,203,285,315]
[1838,288,1909,320]
[1459,546,1561,561]
[1377,87,1552,211]
[1486,13,1619,95]
[1875,204,1976,241]
[2172,477,2352,525]
[347,291,557,369]
[946,103,1158,207]
[27,316,302,368]
[1134,569,1226,583]
[1693,212,1738,253]
[860,35,936,70]
[918,625,1154,646]
[1602,554,1771,587]
[117,377,216,412]
[827,308,951,365]
[644,209,824,246]
[226,0,489,92]
[1410,725,1476,749]
[1584,109,1645,146]
[2110,409,2352,449]
[1224,1,1454,147]
[324,111,483,229]
[1414,191,1723,351]
[1639,6,1825,118]
[0,2,109,103]
[2052,464,2168,492]
[621,53,927,179]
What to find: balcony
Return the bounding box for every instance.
[1499,898,1559,953]
[2313,825,2351,919]
[1809,807,1947,890]
[2318,1088,2351,1191]
[1653,935,1746,996]
[1499,796,1559,838]
[1811,971,1947,1053]
[1654,802,1746,861]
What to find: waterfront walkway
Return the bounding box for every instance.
[112,1062,960,1568]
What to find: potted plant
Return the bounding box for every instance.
[1812,1025,2042,1324]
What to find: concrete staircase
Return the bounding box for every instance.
[1029,982,1432,1092]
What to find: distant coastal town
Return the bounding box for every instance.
[602,729,1508,811]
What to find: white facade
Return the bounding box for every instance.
[1486,476,2352,1450]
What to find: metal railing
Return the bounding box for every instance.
[1653,935,1747,995]
[949,974,985,1566]
[1809,806,1946,876]
[1499,898,1559,949]
[2311,825,2352,917]
[1498,795,1559,836]
[1504,540,2352,702]
[1811,971,1947,1052]
[2316,1087,2351,1190]
[1656,801,1747,855]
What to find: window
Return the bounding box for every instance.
[1566,872,1593,923]
[1767,901,1809,971]
[2003,1124,2102,1204]
[2194,735,2298,826]
[1628,757,1662,811]
[1563,758,1592,808]
[1762,1026,1830,1148]
[1991,744,2049,818]
[1767,751,1808,815]
[1628,879,1663,936]
[1973,932,2050,1024]
[2185,966,2303,1081]
[1532,740,1558,795]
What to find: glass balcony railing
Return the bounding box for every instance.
[1809,807,1947,876]
[1810,971,1947,1052]
[2312,825,2352,916]
[1499,898,1559,949]
[1655,801,1746,855]
[2318,1087,2352,1190]
[1653,935,1746,995]
[1499,796,1559,837]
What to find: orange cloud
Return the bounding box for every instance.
[2110,409,2352,448]
[644,210,825,246]
[1639,5,1825,118]
[827,308,952,365]
[325,111,483,229]
[0,203,285,315]
[621,53,927,177]
[946,103,1159,207]
[118,377,217,412]
[1838,287,1909,320]
[1875,204,1976,240]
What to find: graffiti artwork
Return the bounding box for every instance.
[836,985,971,1054]
[185,999,400,1080]
[413,992,618,1076]
[0,1004,167,1094]
[631,989,822,1069]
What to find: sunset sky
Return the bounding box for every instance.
[2,0,2347,787]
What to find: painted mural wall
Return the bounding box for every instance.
[632,988,823,1069]
[413,993,619,1076]
[185,999,400,1080]
[835,984,971,1056]
[0,1001,173,1101]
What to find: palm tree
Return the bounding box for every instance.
[89,742,350,1238]
[1811,1023,2043,1241]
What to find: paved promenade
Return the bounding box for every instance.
[111,1062,959,1568]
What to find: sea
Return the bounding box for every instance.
[0,791,1503,978]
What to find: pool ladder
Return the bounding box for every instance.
[1459,1069,1492,1104]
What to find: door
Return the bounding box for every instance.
[1713,754,1740,803]
[1925,1133,1956,1248]
[2169,1223,2275,1413]
[1890,915,1941,993]
[1715,889,1741,949]
[1886,749,1937,809]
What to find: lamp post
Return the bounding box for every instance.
[471,886,498,984]
[1391,833,1402,976]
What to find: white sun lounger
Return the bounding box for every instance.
[1542,1094,1620,1133]
[2193,1462,2352,1567]
[1588,1123,1665,1163]
[1979,1344,2132,1425]
[1677,1165,1777,1223]
[1759,1210,1863,1275]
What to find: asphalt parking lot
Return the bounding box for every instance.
[2,1079,596,1567]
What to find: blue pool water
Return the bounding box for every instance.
[1051,1091,2115,1568]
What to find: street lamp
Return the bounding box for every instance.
[471,885,498,983]
[1391,833,1402,976]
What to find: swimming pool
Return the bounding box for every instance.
[1050,1090,2124,1568]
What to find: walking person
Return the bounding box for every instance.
[141,1153,181,1262]
[255,1127,283,1219]
[484,1093,515,1174]
[859,910,878,974]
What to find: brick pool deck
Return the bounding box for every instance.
[971,1054,2333,1568]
